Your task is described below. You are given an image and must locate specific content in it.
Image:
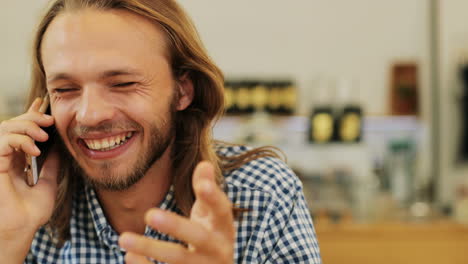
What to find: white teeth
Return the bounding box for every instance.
[84,132,133,151]
[101,139,108,149]
[108,138,114,147]
[95,141,102,150]
[108,138,116,148]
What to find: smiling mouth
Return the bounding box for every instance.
[81,132,135,152]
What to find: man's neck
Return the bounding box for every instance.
[95,147,172,235]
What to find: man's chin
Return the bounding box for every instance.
[73,161,145,191]
[83,172,144,191]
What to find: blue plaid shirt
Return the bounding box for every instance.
[26,144,322,263]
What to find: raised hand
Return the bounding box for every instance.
[119,161,235,264]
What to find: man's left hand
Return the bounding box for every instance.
[119,161,235,264]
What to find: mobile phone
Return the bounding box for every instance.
[25,94,55,186]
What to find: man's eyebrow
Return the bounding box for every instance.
[47,73,74,83]
[47,68,142,83]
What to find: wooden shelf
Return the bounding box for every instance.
[315,221,468,264]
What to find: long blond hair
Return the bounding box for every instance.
[28,0,280,246]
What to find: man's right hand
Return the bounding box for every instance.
[0,97,59,261]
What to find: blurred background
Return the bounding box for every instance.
[2,0,468,263]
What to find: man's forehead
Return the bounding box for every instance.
[43,8,166,44]
[41,8,169,80]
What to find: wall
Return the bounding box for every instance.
[0,1,48,101]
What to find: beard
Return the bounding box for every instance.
[77,121,173,191]
[66,102,177,192]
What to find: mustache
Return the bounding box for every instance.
[72,121,142,137]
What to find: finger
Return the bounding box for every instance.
[145,209,222,253]
[193,181,235,241]
[11,111,54,128]
[28,97,42,112]
[0,119,49,142]
[192,161,216,186]
[192,162,234,234]
[0,134,40,159]
[125,252,152,264]
[119,232,195,264]
[191,162,217,219]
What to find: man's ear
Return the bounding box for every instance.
[176,73,194,111]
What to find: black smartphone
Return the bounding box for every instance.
[25,94,57,186]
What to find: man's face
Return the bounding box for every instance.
[41,9,184,190]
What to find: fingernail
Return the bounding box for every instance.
[119,233,135,248]
[151,211,166,225]
[44,114,53,120]
[201,180,212,194]
[34,145,41,155]
[40,129,48,137]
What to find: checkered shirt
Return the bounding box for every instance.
[25,144,322,263]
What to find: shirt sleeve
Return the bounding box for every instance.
[259,179,322,264]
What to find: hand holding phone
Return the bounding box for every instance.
[0,94,59,261]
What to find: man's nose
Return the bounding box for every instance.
[75,87,115,127]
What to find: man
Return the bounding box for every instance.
[0,0,321,263]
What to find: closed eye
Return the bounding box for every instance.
[54,88,79,93]
[112,82,137,88]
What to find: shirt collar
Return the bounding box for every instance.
[84,184,178,247]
